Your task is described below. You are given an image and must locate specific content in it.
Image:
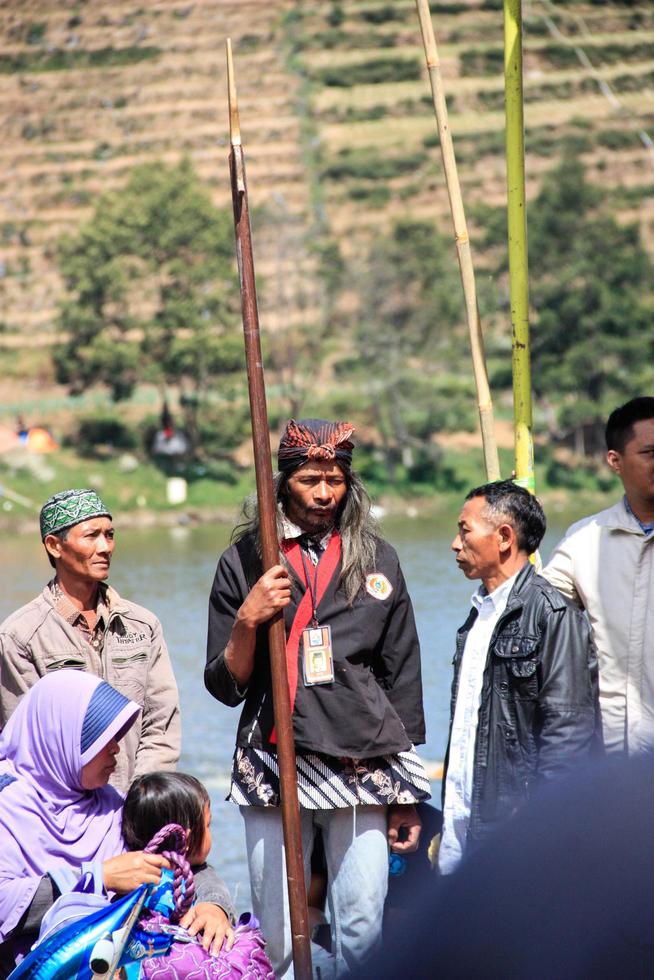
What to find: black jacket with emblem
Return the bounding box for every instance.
[443,562,601,846]
[205,532,425,757]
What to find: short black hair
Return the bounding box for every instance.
[605,398,654,453]
[44,527,69,570]
[122,771,209,860]
[465,479,546,555]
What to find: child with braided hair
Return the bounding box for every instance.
[123,772,274,978]
[122,772,235,956]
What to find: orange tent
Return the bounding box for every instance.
[25,427,58,453]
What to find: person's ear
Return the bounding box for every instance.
[44,533,62,563]
[497,523,515,554]
[606,449,622,477]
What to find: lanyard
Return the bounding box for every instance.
[298,546,320,627]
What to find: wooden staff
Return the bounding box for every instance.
[415,0,501,482]
[503,0,535,493]
[226,38,312,980]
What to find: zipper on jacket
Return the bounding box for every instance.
[112,652,148,665]
[45,657,86,671]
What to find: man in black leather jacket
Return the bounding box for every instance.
[439,480,601,873]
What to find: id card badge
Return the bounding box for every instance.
[301,624,335,686]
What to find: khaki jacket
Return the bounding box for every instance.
[543,499,654,755]
[0,583,181,792]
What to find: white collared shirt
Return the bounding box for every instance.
[280,516,333,565]
[439,570,520,874]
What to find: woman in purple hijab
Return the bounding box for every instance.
[0,669,169,974]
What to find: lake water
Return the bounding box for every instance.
[0,511,573,913]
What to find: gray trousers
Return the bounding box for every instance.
[241,804,389,979]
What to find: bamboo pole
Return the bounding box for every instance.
[226,39,312,980]
[415,0,501,482]
[503,0,535,492]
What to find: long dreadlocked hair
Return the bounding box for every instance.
[232,470,380,605]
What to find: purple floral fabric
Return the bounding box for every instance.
[139,913,274,979]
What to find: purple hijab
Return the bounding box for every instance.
[0,670,140,941]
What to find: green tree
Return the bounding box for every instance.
[353,219,475,484]
[54,159,246,455]
[326,3,345,28]
[528,154,654,453]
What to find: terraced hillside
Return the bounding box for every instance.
[0,0,652,371]
[0,0,313,350]
[295,1,654,262]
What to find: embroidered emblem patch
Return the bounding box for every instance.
[366,573,393,600]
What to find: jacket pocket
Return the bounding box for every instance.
[109,649,149,702]
[509,658,537,679]
[493,635,539,660]
[493,636,539,700]
[111,651,148,667]
[44,655,86,672]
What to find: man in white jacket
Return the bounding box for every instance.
[543,397,654,754]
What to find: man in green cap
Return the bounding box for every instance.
[0,488,181,792]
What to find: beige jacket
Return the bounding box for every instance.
[543,498,654,754]
[0,583,181,792]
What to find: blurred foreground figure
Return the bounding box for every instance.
[356,753,654,980]
[440,480,601,873]
[544,397,654,754]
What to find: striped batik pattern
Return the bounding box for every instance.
[228,745,431,809]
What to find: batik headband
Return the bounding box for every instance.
[277,418,355,475]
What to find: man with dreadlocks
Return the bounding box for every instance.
[205,419,429,979]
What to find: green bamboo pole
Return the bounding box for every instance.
[503,0,535,493]
[415,0,500,482]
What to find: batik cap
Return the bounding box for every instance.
[40,488,112,541]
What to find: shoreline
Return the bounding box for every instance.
[0,504,239,537]
[0,487,614,537]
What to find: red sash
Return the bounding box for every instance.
[269,531,342,745]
